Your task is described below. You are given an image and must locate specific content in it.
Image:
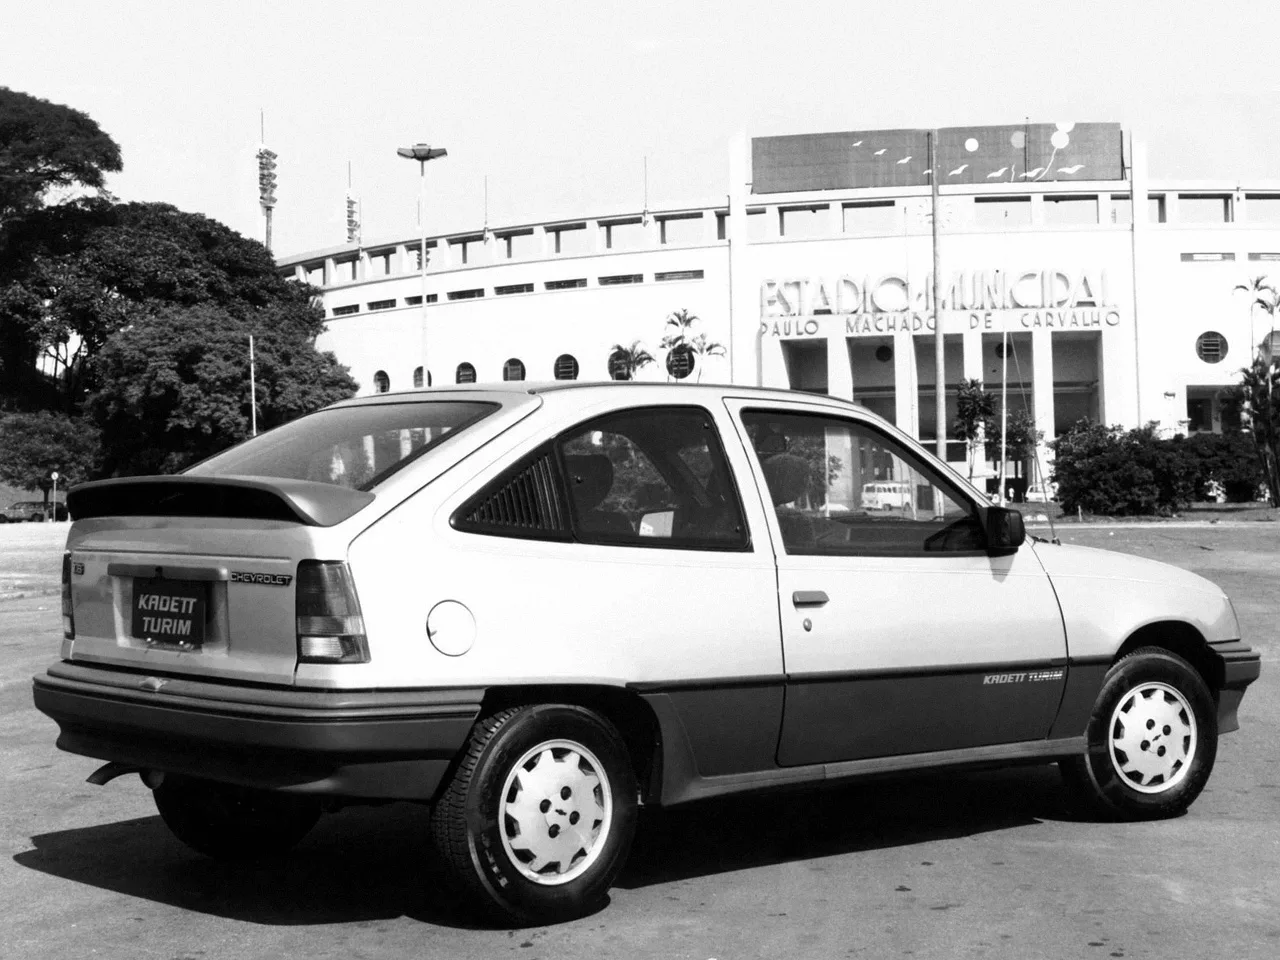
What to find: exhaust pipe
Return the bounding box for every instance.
[86,762,165,789]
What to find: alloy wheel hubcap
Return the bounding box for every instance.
[1107,681,1197,794]
[499,739,612,885]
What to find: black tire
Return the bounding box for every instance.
[429,704,638,926]
[152,775,321,860]
[1061,647,1218,821]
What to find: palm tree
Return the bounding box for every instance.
[1234,275,1278,363]
[659,309,699,352]
[689,333,726,383]
[607,340,655,381]
[1221,357,1280,505]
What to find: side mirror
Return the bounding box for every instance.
[986,506,1026,555]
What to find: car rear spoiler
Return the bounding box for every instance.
[67,476,375,527]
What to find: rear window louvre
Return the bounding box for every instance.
[453,451,570,539]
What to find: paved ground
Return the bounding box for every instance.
[1,523,1277,959]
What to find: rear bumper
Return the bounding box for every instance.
[1210,640,1262,735]
[32,662,483,800]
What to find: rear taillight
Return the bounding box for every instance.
[295,560,369,664]
[61,552,74,639]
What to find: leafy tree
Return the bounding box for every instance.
[952,378,994,479]
[0,87,121,228]
[0,410,100,496]
[1220,357,1280,505]
[983,407,1042,478]
[1233,275,1278,364]
[1051,421,1195,516]
[1,201,306,413]
[607,340,655,381]
[84,301,356,476]
[1178,431,1265,503]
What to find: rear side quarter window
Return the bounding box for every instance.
[454,406,750,551]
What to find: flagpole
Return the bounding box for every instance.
[249,334,258,437]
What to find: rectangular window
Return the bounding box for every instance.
[842,200,898,234]
[552,224,589,255]
[335,258,358,282]
[1248,252,1280,262]
[1246,195,1280,223]
[747,208,769,241]
[716,212,728,240]
[1148,195,1167,223]
[367,299,396,310]
[974,197,1031,227]
[306,264,325,285]
[450,237,484,265]
[655,270,704,282]
[403,294,439,306]
[599,274,643,286]
[660,215,704,245]
[604,220,645,250]
[331,304,359,316]
[367,252,392,277]
[446,288,485,300]
[495,283,534,296]
[1043,195,1099,226]
[779,205,829,239]
[1178,194,1232,224]
[1180,252,1236,262]
[502,231,539,259]
[545,278,587,290]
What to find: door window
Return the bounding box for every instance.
[741,410,985,556]
[559,407,748,549]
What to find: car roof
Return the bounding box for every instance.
[331,380,874,410]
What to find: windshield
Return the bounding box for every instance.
[186,400,498,490]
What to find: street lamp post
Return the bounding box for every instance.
[50,471,59,522]
[396,143,447,386]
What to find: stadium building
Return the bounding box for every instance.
[277,123,1280,477]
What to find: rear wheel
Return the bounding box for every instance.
[429,704,638,925]
[152,775,321,860]
[1061,647,1218,820]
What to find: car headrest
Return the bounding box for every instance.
[563,454,615,511]
[761,453,810,506]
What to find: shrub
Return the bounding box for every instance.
[1177,432,1265,503]
[1051,421,1195,516]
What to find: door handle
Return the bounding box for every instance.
[792,590,829,607]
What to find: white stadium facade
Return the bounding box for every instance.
[276,123,1280,478]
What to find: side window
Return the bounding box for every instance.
[741,410,985,556]
[557,407,749,549]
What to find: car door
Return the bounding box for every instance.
[726,398,1067,767]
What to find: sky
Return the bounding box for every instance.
[8,0,1280,258]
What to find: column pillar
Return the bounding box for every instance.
[893,332,919,437]
[827,336,853,402]
[1031,328,1056,480]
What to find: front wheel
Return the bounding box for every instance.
[429,705,638,925]
[1061,647,1218,820]
[152,775,321,860]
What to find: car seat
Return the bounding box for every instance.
[563,454,634,537]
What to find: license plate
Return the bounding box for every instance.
[131,578,206,646]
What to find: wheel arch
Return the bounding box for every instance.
[1113,620,1223,695]
[477,684,663,802]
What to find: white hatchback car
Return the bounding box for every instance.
[34,383,1260,924]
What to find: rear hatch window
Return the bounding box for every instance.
[186,400,497,490]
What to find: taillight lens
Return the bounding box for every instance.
[62,552,75,639]
[295,561,369,664]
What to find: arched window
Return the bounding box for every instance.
[607,349,630,381]
[456,362,477,384]
[553,354,579,380]
[373,370,390,393]
[503,358,526,381]
[665,346,694,380]
[413,366,424,388]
